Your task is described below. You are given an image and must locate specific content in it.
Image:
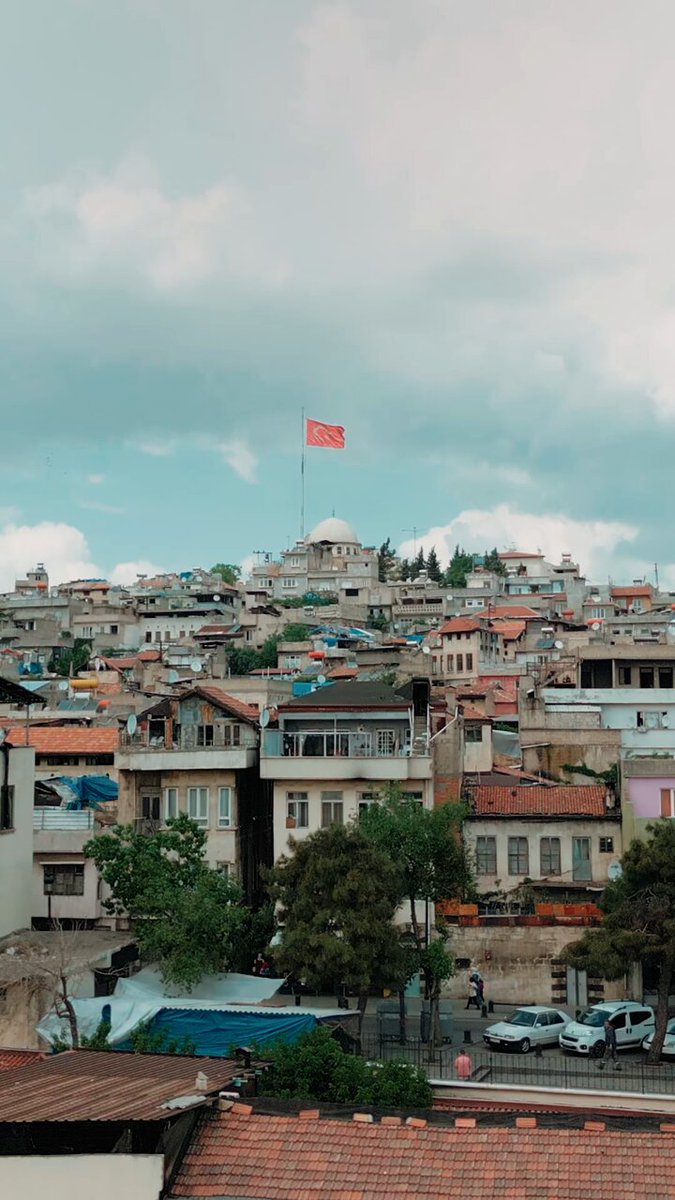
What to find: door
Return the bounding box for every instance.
[572,837,592,882]
[610,1011,628,1047]
[566,966,588,1009]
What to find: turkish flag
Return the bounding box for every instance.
[306,418,345,449]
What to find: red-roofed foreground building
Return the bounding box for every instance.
[116,686,272,902]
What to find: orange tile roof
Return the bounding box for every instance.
[170,1110,674,1199]
[437,618,481,635]
[190,686,259,723]
[6,727,119,753]
[490,619,526,640]
[460,702,488,721]
[611,586,653,597]
[485,604,540,618]
[472,785,608,817]
[327,667,359,680]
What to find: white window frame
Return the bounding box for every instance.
[223,724,241,747]
[187,786,209,828]
[321,791,344,827]
[287,791,309,827]
[376,729,395,756]
[164,787,179,822]
[218,786,233,828]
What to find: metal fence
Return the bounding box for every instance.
[359,1035,675,1096]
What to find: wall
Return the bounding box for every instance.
[624,773,675,842]
[464,817,622,894]
[520,728,620,778]
[118,766,240,873]
[32,855,102,924]
[463,726,492,773]
[441,924,626,1006]
[1,1156,164,1200]
[0,745,34,938]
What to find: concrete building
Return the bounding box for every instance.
[32,805,116,929]
[0,740,34,940]
[248,517,379,603]
[6,726,118,780]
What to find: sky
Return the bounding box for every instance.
[1,0,675,590]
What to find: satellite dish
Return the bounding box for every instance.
[421,644,431,655]
[591,622,601,632]
[554,640,564,650]
[126,714,138,736]
[58,681,69,691]
[213,594,221,602]
[317,674,327,685]
[260,707,270,729]
[190,659,203,673]
[608,860,623,882]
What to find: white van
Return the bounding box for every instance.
[559,1001,655,1056]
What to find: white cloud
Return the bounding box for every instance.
[79,500,125,515]
[213,438,258,484]
[24,158,289,293]
[400,504,639,582]
[86,473,105,485]
[109,560,165,586]
[133,439,176,458]
[0,521,99,592]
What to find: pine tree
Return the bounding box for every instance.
[412,548,426,578]
[377,538,397,582]
[444,545,474,588]
[399,558,412,581]
[425,546,443,583]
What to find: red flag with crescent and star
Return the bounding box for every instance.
[306,418,345,449]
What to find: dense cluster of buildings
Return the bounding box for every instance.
[1,520,675,1045]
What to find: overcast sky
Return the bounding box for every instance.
[1,0,674,589]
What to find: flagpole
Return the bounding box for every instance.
[300,406,305,539]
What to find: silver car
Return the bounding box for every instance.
[642,1017,675,1060]
[483,1006,570,1053]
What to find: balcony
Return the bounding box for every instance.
[117,728,257,771]
[33,806,104,853]
[260,729,431,781]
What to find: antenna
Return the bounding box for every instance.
[403,526,419,557]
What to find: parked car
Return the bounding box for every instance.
[642,1018,675,1060]
[483,1006,570,1053]
[559,1001,654,1057]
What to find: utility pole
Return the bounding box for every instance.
[403,527,419,557]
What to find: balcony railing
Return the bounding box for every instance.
[119,729,257,752]
[33,808,97,830]
[262,729,415,759]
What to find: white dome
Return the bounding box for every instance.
[306,517,359,545]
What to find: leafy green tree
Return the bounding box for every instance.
[563,821,675,1063]
[281,623,311,642]
[483,547,507,577]
[85,814,248,989]
[377,538,397,582]
[258,633,281,668]
[211,563,241,585]
[50,638,93,677]
[398,558,412,581]
[443,545,474,588]
[269,824,408,1031]
[359,787,473,1050]
[369,613,390,633]
[227,646,263,675]
[425,546,443,583]
[262,1026,431,1107]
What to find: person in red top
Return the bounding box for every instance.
[454,1050,473,1080]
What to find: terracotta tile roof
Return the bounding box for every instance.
[6,726,119,753]
[437,618,481,635]
[0,1049,45,1073]
[0,1050,245,1122]
[137,649,162,662]
[327,667,359,679]
[460,702,488,721]
[489,619,526,640]
[472,785,608,817]
[170,1110,674,1199]
[189,686,259,723]
[485,604,540,618]
[611,586,653,597]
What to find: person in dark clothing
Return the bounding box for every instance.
[598,1019,619,1069]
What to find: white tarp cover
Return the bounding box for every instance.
[114,966,284,1004]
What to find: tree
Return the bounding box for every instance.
[425,546,443,583]
[281,623,311,642]
[483,547,507,577]
[411,548,426,578]
[359,788,474,1052]
[268,825,408,1033]
[399,558,412,582]
[258,633,281,668]
[227,646,262,675]
[49,638,92,677]
[85,815,248,989]
[262,1026,431,1107]
[211,563,241,585]
[563,821,675,1063]
[369,613,390,633]
[443,545,474,588]
[377,538,397,583]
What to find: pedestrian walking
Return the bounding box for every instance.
[454,1049,473,1080]
[598,1019,619,1069]
[465,978,480,1010]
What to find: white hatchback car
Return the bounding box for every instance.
[483,1006,571,1053]
[642,1018,675,1060]
[559,1001,654,1056]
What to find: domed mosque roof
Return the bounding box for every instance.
[306,517,359,545]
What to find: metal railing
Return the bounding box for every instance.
[358,1035,675,1095]
[33,808,97,830]
[262,729,417,759]
[119,729,256,752]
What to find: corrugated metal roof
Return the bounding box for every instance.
[0,1050,244,1122]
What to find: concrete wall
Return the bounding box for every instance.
[441,924,626,1006]
[118,766,240,872]
[463,725,492,773]
[2,1155,164,1200]
[520,728,620,778]
[0,745,35,938]
[465,817,621,894]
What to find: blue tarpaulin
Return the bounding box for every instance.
[60,775,118,808]
[120,1007,318,1054]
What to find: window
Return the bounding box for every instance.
[218,787,232,828]
[164,787,178,821]
[476,835,497,875]
[572,837,592,881]
[223,724,241,747]
[358,791,380,813]
[639,668,654,689]
[660,789,675,818]
[188,787,209,828]
[466,653,473,671]
[216,862,232,880]
[0,785,14,832]
[43,864,84,896]
[287,792,308,827]
[456,654,464,671]
[446,655,454,672]
[197,724,214,746]
[540,836,561,876]
[599,836,614,853]
[465,725,483,743]
[145,631,152,643]
[631,1009,653,1027]
[659,668,674,688]
[508,836,529,876]
[110,624,119,635]
[618,666,632,685]
[376,729,395,755]
[282,578,297,589]
[141,794,160,821]
[321,791,344,826]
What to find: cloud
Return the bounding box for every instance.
[78,500,126,515]
[109,560,165,586]
[400,504,639,582]
[24,157,289,293]
[0,521,99,592]
[133,439,176,458]
[212,438,258,484]
[86,473,105,485]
